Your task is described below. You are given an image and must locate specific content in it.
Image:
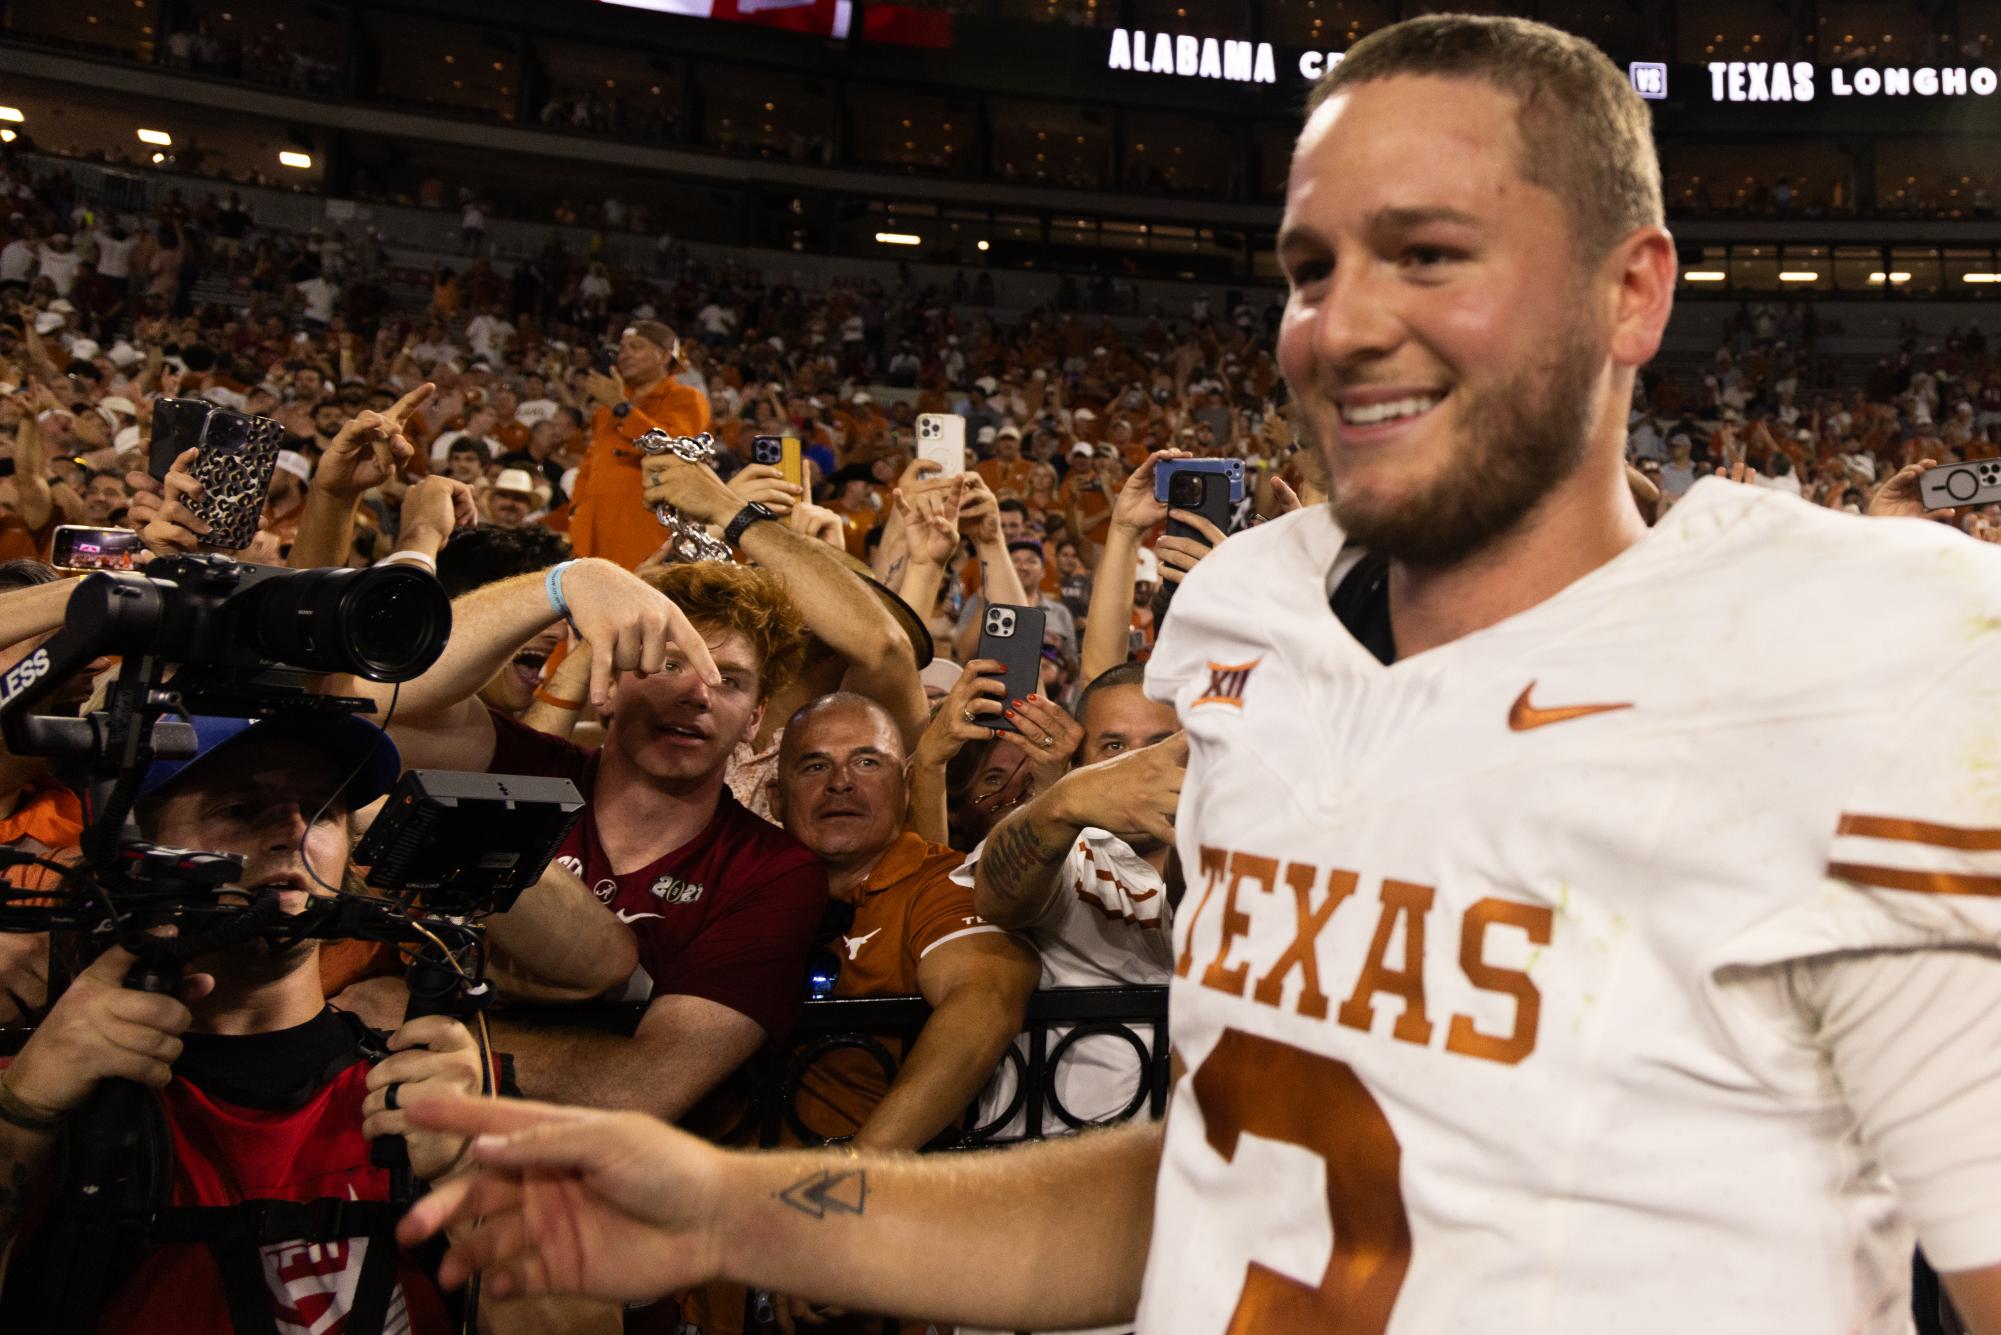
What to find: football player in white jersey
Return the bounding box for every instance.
[391,14,2001,1333]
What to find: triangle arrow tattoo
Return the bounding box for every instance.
[776,1167,869,1220]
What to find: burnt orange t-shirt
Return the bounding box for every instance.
[975,457,1033,499]
[789,831,1001,1141]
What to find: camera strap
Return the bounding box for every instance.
[147,1197,407,1335]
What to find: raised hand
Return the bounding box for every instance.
[1156,507,1228,584]
[726,462,804,519]
[318,382,434,499]
[893,478,963,566]
[1003,692,1083,793]
[1112,450,1191,536]
[399,474,479,546]
[1868,457,1945,520]
[914,658,1009,768]
[640,454,741,529]
[582,368,627,412]
[125,445,212,556]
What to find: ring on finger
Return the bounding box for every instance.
[1039,733,1055,747]
[383,1082,401,1111]
[961,706,976,724]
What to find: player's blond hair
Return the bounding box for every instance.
[1309,15,1662,260]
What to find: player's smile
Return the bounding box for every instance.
[1333,386,1452,447]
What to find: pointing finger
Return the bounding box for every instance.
[385,382,437,428]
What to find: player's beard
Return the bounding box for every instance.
[1326,315,1601,569]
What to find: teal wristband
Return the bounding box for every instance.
[545,560,582,636]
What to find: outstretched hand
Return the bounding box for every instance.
[397,1095,731,1303]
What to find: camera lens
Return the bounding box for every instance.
[241,565,452,681]
[1169,473,1204,506]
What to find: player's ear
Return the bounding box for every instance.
[1606,225,1677,372]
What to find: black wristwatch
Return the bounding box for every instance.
[724,501,779,548]
[611,402,631,418]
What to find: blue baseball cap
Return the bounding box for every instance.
[139,714,403,809]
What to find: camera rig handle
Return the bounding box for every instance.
[367,921,492,1191]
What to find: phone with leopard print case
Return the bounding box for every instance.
[184,410,285,551]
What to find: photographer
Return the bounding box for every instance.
[0,713,482,1332]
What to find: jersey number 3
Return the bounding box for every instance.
[1190,1029,1411,1334]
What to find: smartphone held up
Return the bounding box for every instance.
[148,396,287,551]
[973,602,1047,734]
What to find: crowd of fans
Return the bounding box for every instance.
[0,156,1994,1333]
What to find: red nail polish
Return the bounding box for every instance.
[1004,709,1016,719]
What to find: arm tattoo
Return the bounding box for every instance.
[980,817,1067,901]
[774,1167,868,1220]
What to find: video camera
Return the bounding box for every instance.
[0,549,585,965]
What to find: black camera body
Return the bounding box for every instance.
[0,555,454,763]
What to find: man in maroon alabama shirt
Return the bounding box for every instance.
[347,557,826,1122]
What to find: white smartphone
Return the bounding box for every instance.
[916,412,967,476]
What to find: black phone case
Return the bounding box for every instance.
[186,413,285,551]
[1166,477,1236,544]
[149,396,214,481]
[974,603,1047,734]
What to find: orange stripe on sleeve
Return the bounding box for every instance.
[1836,814,2001,851]
[1826,861,2001,898]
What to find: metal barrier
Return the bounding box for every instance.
[751,985,1171,1150]
[493,984,1173,1149]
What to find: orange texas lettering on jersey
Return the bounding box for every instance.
[1176,844,1554,1066]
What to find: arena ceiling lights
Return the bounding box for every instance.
[136,128,172,147]
[0,107,22,123]
[278,151,313,169]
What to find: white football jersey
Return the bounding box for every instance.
[1137,478,2001,1334]
[955,829,1174,1137]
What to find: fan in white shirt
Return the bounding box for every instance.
[958,662,1182,1136]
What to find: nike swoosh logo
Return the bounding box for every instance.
[614,908,665,924]
[1507,682,1632,732]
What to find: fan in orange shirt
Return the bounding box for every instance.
[974,424,1034,498]
[569,321,712,569]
